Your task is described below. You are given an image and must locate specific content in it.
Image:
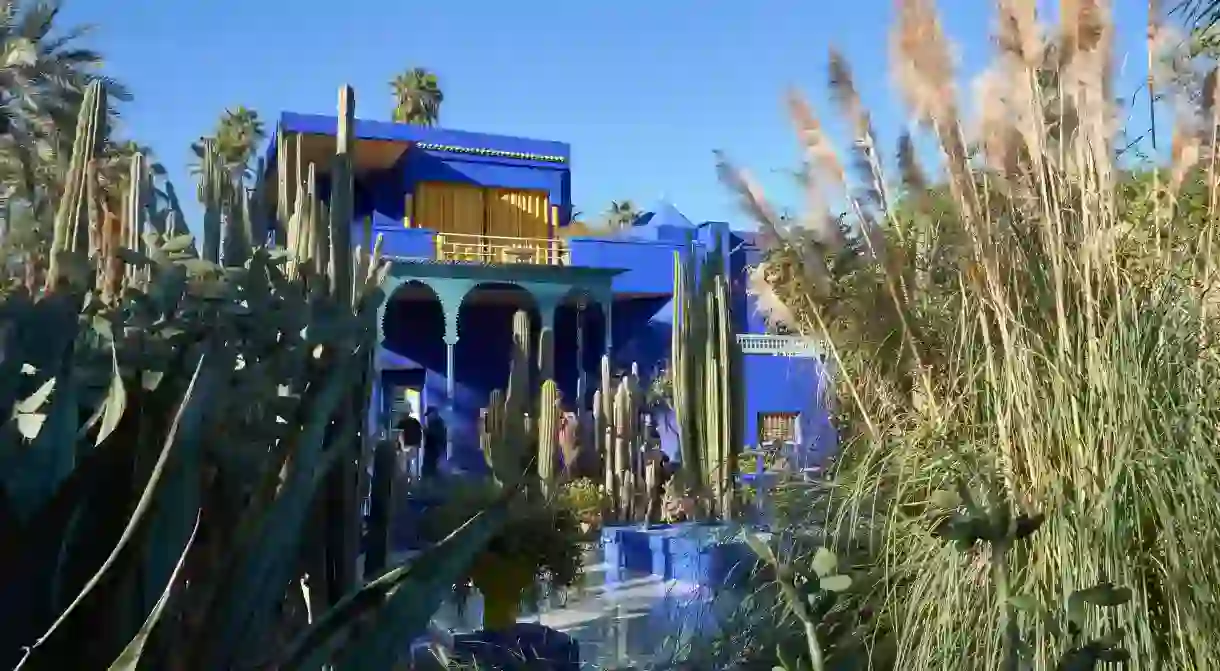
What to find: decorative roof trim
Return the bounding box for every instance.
[414,142,567,164]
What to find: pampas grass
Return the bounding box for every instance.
[720,0,1220,668]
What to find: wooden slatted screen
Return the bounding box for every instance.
[758,412,799,444]
[413,182,486,235]
[487,188,550,238]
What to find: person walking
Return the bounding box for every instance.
[422,407,447,479]
[395,407,423,478]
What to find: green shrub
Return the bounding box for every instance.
[559,476,610,531]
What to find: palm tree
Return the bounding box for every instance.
[602,200,640,230]
[191,106,266,180]
[391,68,443,126]
[1173,1,1220,57]
[97,138,167,207]
[0,0,130,279]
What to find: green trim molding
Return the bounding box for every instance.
[414,142,567,164]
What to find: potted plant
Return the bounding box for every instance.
[419,479,584,630]
[558,477,610,536]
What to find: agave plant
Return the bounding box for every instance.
[0,81,508,670]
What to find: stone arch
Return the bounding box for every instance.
[455,281,544,390]
[456,282,542,341]
[447,282,546,470]
[555,285,608,311]
[380,280,445,364]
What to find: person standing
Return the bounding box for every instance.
[422,407,447,479]
[395,408,423,478]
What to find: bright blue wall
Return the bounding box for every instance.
[278,112,840,468]
[355,225,434,259]
[355,153,570,234]
[276,113,570,163]
[742,355,836,465]
[273,112,575,232]
[398,150,568,215]
[382,291,618,473]
[567,239,686,294]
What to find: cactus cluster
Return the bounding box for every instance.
[590,357,653,521]
[671,237,745,520]
[1,82,514,669]
[479,310,562,495]
[477,313,667,523]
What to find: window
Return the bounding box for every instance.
[758,412,799,444]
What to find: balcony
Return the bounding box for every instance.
[434,232,571,266]
[737,334,822,358]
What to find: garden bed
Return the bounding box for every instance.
[600,522,761,589]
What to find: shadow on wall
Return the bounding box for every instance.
[380,286,615,473]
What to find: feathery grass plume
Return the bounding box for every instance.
[786,89,848,249]
[828,49,890,217]
[720,0,1220,668]
[891,0,980,227]
[996,0,1043,68]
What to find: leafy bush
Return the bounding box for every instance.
[559,476,610,531]
[419,478,585,615]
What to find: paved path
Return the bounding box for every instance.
[422,546,731,669]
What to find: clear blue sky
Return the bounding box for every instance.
[69,0,1151,230]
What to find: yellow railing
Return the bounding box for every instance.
[433,232,571,266]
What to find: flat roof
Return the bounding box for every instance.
[274,112,571,164]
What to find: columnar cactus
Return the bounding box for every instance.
[644,460,661,525]
[537,379,560,496]
[612,380,634,519]
[479,310,565,492]
[558,411,579,478]
[47,80,105,292]
[506,310,531,419]
[537,325,554,383]
[587,355,651,522]
[670,238,745,520]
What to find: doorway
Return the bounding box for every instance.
[381,368,425,480]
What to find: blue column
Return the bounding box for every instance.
[575,296,586,408]
[425,278,474,464]
[444,333,456,459]
[374,277,407,437]
[597,289,614,358]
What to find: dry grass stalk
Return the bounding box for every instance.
[719,0,1220,668]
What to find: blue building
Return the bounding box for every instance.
[268,113,834,473]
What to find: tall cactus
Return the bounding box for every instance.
[480,309,564,491]
[538,379,560,496]
[507,310,531,416]
[482,389,506,472]
[47,80,106,292]
[671,237,745,520]
[587,353,651,522]
[537,325,554,383]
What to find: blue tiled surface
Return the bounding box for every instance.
[600,523,760,588]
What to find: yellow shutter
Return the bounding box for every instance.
[520,191,550,239]
[414,182,484,235]
[486,189,550,239]
[486,188,517,238]
[450,184,485,236]
[413,182,445,232]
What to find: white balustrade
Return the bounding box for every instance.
[736,333,821,358]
